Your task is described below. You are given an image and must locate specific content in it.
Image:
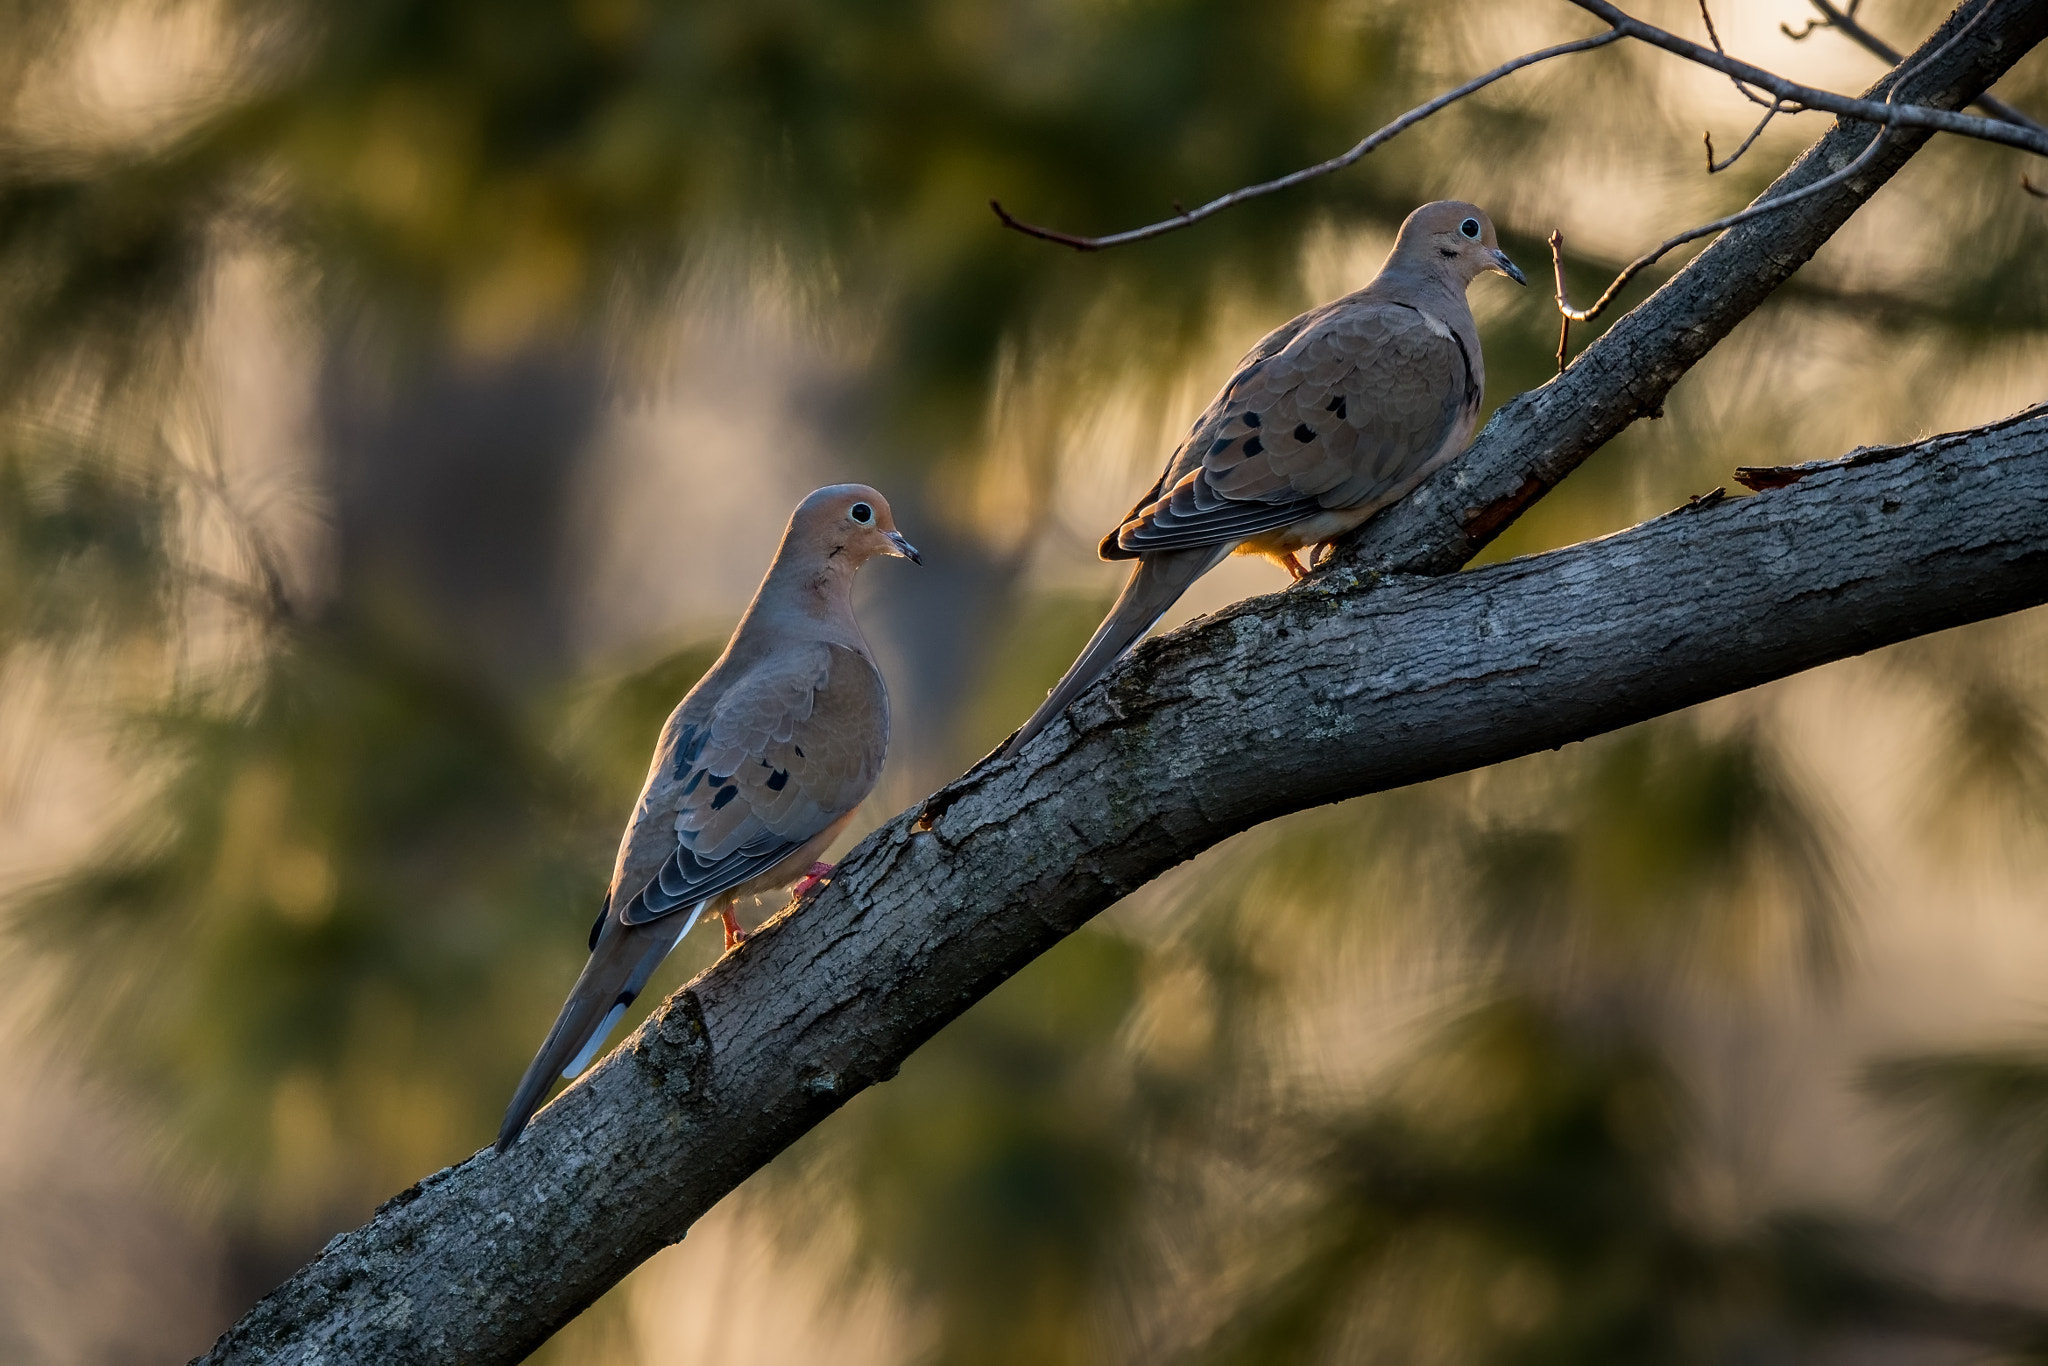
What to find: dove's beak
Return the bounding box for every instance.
[886,531,923,565]
[1492,248,1527,286]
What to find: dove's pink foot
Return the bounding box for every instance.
[790,861,836,904]
[1262,549,1308,581]
[720,904,751,951]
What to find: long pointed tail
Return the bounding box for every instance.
[1005,547,1227,754]
[495,900,708,1152]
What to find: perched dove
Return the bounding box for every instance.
[1006,201,1523,753]
[497,485,918,1151]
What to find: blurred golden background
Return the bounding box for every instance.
[1,0,2046,1360]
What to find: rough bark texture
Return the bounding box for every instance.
[195,5,2048,1362]
[198,405,2048,1365]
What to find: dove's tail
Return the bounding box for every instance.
[1005,546,1230,754]
[495,900,708,1152]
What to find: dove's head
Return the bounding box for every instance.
[792,484,922,567]
[1395,201,1526,289]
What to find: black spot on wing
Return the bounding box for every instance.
[1326,395,1347,418]
[1241,411,1261,428]
[710,783,738,811]
[766,768,789,791]
[668,725,704,780]
[1242,436,1263,457]
[587,887,612,951]
[1293,423,1315,443]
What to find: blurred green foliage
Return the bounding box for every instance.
[0,0,2046,1361]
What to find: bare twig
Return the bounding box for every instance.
[1550,122,1895,368]
[1566,0,2047,155]
[988,29,1627,251]
[1705,103,1788,172]
[1549,0,1996,369]
[1699,0,1790,110]
[995,1,2047,255]
[1785,0,2047,134]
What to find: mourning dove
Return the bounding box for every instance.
[497,485,918,1150]
[1006,201,1523,752]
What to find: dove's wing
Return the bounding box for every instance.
[617,641,888,927]
[1113,301,1476,556]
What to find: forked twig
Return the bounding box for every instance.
[1550,123,1896,369]
[1548,0,1995,370]
[1699,0,1787,110]
[1784,0,2046,135]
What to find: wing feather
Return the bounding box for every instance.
[1114,301,1473,555]
[616,643,888,927]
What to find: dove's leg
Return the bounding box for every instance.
[790,861,835,902]
[718,894,750,950]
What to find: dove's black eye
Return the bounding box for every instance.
[1460,217,1481,240]
[850,502,874,524]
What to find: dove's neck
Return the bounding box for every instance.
[740,546,873,654]
[1364,259,1476,327]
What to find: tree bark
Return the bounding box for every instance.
[195,4,2048,1361]
[195,405,2048,1365]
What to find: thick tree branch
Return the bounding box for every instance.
[200,402,2048,1366]
[196,7,2048,1362]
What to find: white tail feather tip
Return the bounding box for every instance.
[562,1002,628,1080]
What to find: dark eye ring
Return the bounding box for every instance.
[1459,217,1481,240]
[850,502,873,524]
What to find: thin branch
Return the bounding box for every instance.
[988,29,1627,251]
[1699,0,1791,110]
[994,1,2048,255]
[1566,0,2048,156]
[1550,121,1895,368]
[1785,0,2047,135]
[1549,0,1995,368]
[1705,102,1787,173]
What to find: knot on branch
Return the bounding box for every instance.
[631,991,711,1101]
